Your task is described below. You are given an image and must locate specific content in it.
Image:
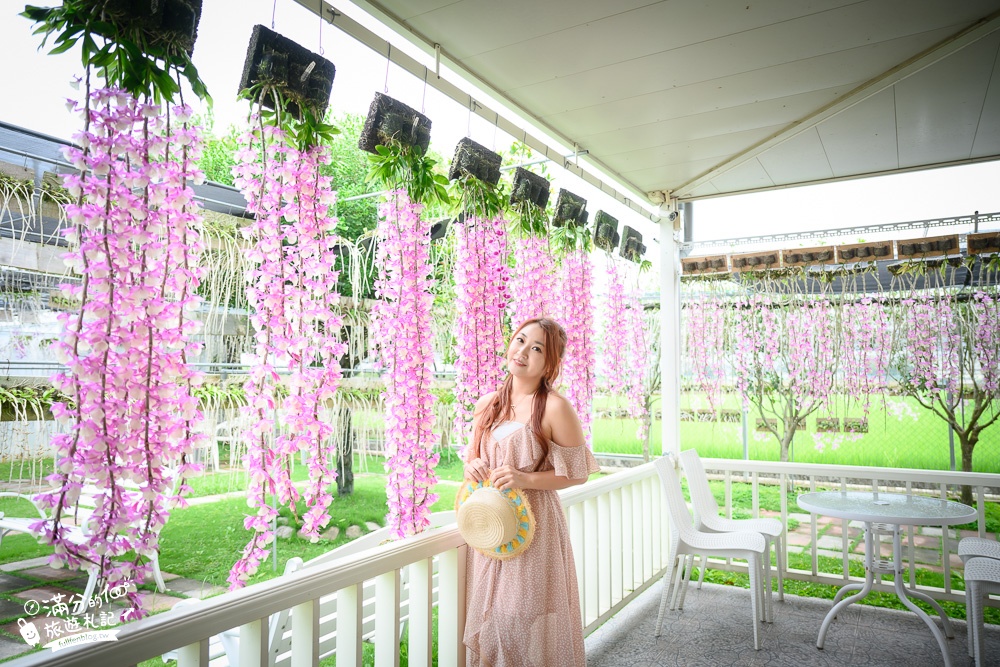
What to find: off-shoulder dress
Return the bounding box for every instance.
[464,421,600,667]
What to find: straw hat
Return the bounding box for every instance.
[456,478,535,560]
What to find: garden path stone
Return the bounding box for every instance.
[164,577,225,600]
[365,521,380,532]
[0,597,28,621]
[322,526,340,541]
[275,526,294,539]
[346,525,362,538]
[0,634,28,660]
[0,557,49,572]
[14,566,78,583]
[0,574,35,593]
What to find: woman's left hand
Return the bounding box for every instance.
[490,465,527,491]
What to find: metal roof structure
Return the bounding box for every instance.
[308,0,1000,212]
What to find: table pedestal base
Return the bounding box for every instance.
[816,522,955,666]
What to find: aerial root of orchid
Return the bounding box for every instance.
[44,88,206,618]
[371,190,439,539]
[229,125,346,589]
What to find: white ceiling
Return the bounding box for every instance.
[336,0,1000,205]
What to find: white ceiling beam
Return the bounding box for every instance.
[673,9,1000,200]
[289,0,660,221]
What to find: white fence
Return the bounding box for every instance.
[9,463,668,667]
[698,458,999,603]
[8,459,997,666]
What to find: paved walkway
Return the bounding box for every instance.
[586,581,1000,667]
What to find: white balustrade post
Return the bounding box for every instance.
[632,481,644,589]
[610,487,624,605]
[375,570,401,667]
[176,639,208,667]
[337,583,364,667]
[291,598,319,667]
[438,546,467,667]
[238,618,267,667]
[584,497,599,623]
[597,491,612,613]
[408,558,433,667]
[622,483,635,592]
[642,475,654,581]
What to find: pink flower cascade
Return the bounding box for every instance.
[600,261,649,440]
[899,292,961,394]
[229,127,346,588]
[683,298,726,412]
[554,250,596,446]
[371,190,439,539]
[599,260,628,394]
[453,215,510,443]
[970,291,1000,394]
[623,284,650,441]
[509,235,554,325]
[45,88,206,618]
[731,296,837,411]
[840,297,892,418]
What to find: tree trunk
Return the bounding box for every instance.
[336,406,355,496]
[641,397,654,463]
[959,432,976,506]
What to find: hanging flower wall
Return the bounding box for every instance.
[599,259,628,394]
[509,235,554,325]
[623,281,650,441]
[453,214,510,443]
[24,1,212,619]
[840,296,892,419]
[683,296,726,413]
[371,190,439,538]
[229,124,346,587]
[45,90,207,618]
[555,250,596,446]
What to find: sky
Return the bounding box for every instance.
[2,0,999,278]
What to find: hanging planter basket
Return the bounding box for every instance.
[593,210,620,252]
[99,0,203,55]
[620,226,646,263]
[448,137,502,185]
[552,189,587,228]
[509,167,550,209]
[358,92,432,155]
[239,24,336,117]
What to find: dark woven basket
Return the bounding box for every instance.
[593,210,620,251]
[620,226,646,262]
[448,137,502,185]
[239,25,336,117]
[552,189,587,228]
[358,92,432,155]
[509,167,550,209]
[95,0,202,56]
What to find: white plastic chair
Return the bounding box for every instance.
[679,449,785,617]
[965,556,1000,665]
[959,536,1000,563]
[653,454,768,650]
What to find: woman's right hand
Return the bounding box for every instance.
[464,457,489,482]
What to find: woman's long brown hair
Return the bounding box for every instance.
[470,317,568,463]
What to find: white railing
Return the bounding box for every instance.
[10,462,668,667]
[699,458,1000,604]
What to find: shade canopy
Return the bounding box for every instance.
[321,0,1000,209]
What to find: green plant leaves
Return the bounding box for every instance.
[365,139,451,207]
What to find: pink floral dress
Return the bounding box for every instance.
[464,421,600,667]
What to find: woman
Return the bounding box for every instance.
[463,317,600,667]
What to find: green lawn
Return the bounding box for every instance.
[593,393,1000,472]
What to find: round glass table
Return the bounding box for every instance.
[797,491,976,667]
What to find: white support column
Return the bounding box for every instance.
[291,599,319,667]
[375,570,402,667]
[438,547,467,667]
[238,618,268,667]
[408,558,434,667]
[659,201,682,457]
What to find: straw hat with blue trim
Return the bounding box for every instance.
[456,478,535,560]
